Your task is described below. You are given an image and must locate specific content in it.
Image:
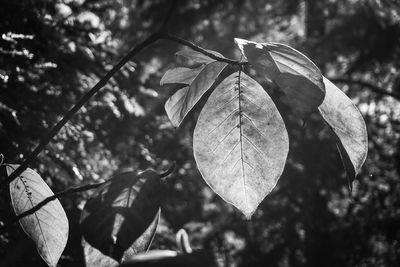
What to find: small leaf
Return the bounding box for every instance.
[165,61,228,127]
[193,71,289,218]
[80,170,162,261]
[160,66,204,86]
[318,77,368,187]
[176,49,225,64]
[6,165,69,267]
[234,38,325,118]
[82,211,160,267]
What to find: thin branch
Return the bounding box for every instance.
[0,1,186,189]
[0,182,105,233]
[0,33,161,189]
[328,77,400,101]
[0,0,237,190]
[160,33,249,66]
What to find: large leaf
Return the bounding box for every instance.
[82,211,160,267]
[165,61,228,127]
[175,49,225,64]
[160,66,204,86]
[318,77,368,188]
[80,170,162,261]
[234,38,325,118]
[193,72,289,218]
[6,165,69,267]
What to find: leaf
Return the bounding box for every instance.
[165,61,228,127]
[82,211,160,267]
[80,170,162,261]
[176,49,225,64]
[160,66,204,86]
[6,165,69,267]
[193,71,289,218]
[318,77,368,188]
[234,38,325,118]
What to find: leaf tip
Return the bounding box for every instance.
[233,37,245,45]
[242,209,255,220]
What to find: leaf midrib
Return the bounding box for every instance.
[237,71,249,211]
[19,175,53,265]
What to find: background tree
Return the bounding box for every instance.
[0,0,399,266]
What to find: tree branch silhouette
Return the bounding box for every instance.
[329,77,400,101]
[0,1,233,189]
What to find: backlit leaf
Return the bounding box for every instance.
[193,71,289,218]
[318,77,368,188]
[234,38,325,118]
[176,49,225,64]
[82,211,160,267]
[6,165,69,267]
[165,61,228,127]
[160,66,204,86]
[80,170,162,261]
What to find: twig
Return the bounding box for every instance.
[0,1,242,190]
[0,1,184,189]
[0,182,105,233]
[0,33,160,189]
[328,77,400,101]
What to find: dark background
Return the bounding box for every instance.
[1,0,400,266]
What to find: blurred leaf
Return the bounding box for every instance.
[164,61,228,127]
[193,72,289,218]
[82,211,160,267]
[119,250,212,267]
[160,66,204,86]
[235,38,325,118]
[80,170,162,261]
[6,164,69,267]
[319,77,368,188]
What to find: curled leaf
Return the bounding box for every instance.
[6,165,69,267]
[193,72,289,218]
[234,38,325,118]
[318,77,368,188]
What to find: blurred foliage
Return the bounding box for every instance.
[0,0,399,266]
